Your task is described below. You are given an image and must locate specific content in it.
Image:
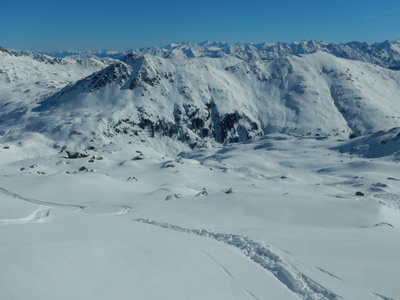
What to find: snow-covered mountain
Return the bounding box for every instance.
[1,47,399,153]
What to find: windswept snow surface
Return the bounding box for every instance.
[1,135,400,300]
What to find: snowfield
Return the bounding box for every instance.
[1,43,400,299]
[1,134,400,300]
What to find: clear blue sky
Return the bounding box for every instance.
[1,0,399,51]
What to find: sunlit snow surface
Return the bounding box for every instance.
[1,134,399,300]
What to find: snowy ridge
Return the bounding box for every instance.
[34,61,131,111]
[37,49,129,60]
[7,48,118,65]
[135,218,340,300]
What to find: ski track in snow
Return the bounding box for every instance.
[315,267,344,282]
[0,186,86,210]
[134,218,341,300]
[200,249,261,300]
[80,205,132,216]
[0,205,51,225]
[0,186,131,217]
[113,205,132,215]
[372,293,395,300]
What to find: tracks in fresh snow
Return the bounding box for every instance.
[372,293,395,300]
[134,218,340,300]
[0,186,131,218]
[201,249,261,300]
[0,186,86,210]
[80,205,132,216]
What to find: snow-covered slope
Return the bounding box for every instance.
[337,127,400,159]
[0,48,116,134]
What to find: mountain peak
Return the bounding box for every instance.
[0,46,12,56]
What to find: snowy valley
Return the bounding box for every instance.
[1,41,400,300]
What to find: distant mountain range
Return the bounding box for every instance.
[34,40,400,69]
[1,41,399,152]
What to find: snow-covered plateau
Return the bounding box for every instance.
[1,42,400,300]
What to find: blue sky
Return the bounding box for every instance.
[1,0,399,51]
